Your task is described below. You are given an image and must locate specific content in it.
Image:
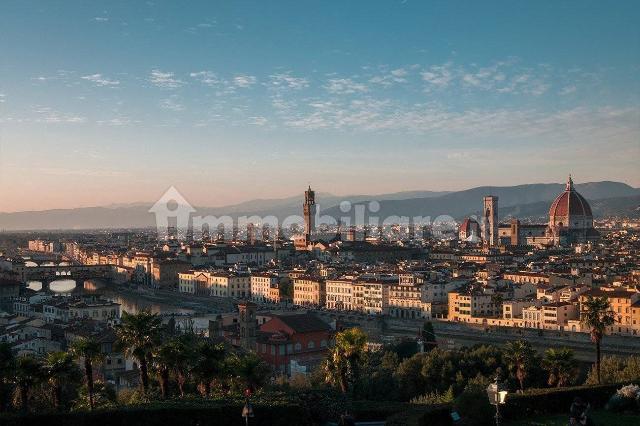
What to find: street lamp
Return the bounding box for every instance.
[241,399,254,426]
[486,379,508,426]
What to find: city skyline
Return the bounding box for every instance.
[1,1,639,212]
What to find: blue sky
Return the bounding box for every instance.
[1,0,639,211]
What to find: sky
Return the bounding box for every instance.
[1,0,639,212]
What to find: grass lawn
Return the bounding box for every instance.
[505,410,640,426]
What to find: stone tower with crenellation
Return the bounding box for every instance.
[303,186,316,241]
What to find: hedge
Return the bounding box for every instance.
[0,403,311,426]
[385,404,453,426]
[500,382,622,420]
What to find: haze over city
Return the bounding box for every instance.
[1,0,639,212]
[3,2,640,426]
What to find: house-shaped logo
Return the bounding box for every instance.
[149,186,196,240]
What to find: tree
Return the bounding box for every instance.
[504,339,536,392]
[12,355,43,413]
[233,352,271,394]
[323,328,367,394]
[153,342,175,399]
[43,351,81,410]
[421,321,437,351]
[153,335,196,398]
[542,348,577,387]
[0,343,15,413]
[581,296,616,384]
[115,310,163,392]
[193,342,227,397]
[70,337,104,410]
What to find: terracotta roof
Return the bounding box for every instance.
[549,177,593,219]
[269,313,332,334]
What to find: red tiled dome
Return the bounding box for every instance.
[548,176,593,221]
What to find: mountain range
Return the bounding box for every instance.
[0,182,638,230]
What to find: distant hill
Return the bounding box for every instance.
[321,181,640,222]
[0,182,636,230]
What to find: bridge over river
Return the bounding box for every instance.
[19,264,113,290]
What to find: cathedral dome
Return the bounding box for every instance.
[548,176,593,229]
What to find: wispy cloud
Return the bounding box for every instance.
[421,63,453,89]
[93,17,109,22]
[233,74,257,88]
[160,97,185,111]
[559,85,577,95]
[370,68,409,86]
[190,71,221,86]
[149,69,184,88]
[269,73,309,89]
[81,73,120,87]
[33,106,86,124]
[97,117,140,126]
[325,78,368,94]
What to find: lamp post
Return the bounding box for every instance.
[241,398,254,426]
[486,378,508,426]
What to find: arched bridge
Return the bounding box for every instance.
[21,264,114,287]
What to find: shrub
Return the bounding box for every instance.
[453,385,494,426]
[606,383,640,413]
[410,387,454,405]
[500,382,621,420]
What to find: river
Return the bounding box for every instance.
[25,277,232,332]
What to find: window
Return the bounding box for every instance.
[308,341,315,349]
[294,343,302,352]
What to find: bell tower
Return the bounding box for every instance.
[238,301,257,351]
[482,196,499,247]
[303,186,316,240]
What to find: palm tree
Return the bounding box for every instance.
[170,334,197,397]
[193,342,226,397]
[152,335,196,398]
[581,296,616,384]
[43,351,81,410]
[504,339,536,392]
[542,347,577,387]
[233,352,271,394]
[323,328,367,394]
[115,310,163,392]
[12,355,43,413]
[0,343,15,413]
[153,342,175,399]
[70,337,104,410]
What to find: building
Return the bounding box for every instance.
[209,271,251,298]
[326,278,355,311]
[448,288,501,322]
[178,270,209,295]
[293,276,326,307]
[256,313,333,375]
[458,218,481,242]
[151,259,191,289]
[388,276,428,319]
[541,301,579,330]
[352,276,394,315]
[462,176,600,248]
[251,273,280,303]
[547,176,600,245]
[482,196,499,247]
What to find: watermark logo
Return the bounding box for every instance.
[149,186,459,243]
